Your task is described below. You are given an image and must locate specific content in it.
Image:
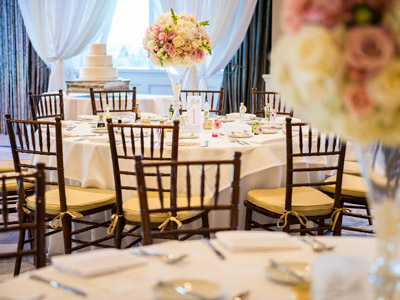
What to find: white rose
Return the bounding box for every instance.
[289,26,344,82]
[191,39,201,49]
[368,60,400,110]
[172,36,184,47]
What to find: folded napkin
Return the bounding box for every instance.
[216,231,301,252]
[51,249,147,277]
[227,113,256,120]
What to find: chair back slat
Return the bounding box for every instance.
[135,152,242,245]
[90,88,136,115]
[252,88,293,117]
[180,88,224,115]
[29,90,64,120]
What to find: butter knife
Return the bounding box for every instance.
[269,259,306,283]
[202,239,225,260]
[29,274,87,297]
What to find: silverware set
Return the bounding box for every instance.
[301,237,335,252]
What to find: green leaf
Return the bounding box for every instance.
[171,8,177,25]
[199,20,210,26]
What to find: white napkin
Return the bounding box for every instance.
[216,231,301,252]
[51,249,147,277]
[78,115,99,121]
[227,113,256,120]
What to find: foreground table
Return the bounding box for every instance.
[0,235,376,300]
[64,93,173,120]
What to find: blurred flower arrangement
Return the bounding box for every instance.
[143,9,212,67]
[272,0,400,145]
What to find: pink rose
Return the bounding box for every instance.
[168,46,176,57]
[343,84,374,117]
[195,32,201,39]
[197,50,205,60]
[163,42,172,51]
[190,49,198,59]
[345,26,395,75]
[154,46,159,51]
[167,32,177,41]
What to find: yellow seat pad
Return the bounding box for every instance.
[0,172,35,192]
[343,160,361,176]
[247,187,334,216]
[26,186,116,215]
[321,174,366,198]
[123,192,210,224]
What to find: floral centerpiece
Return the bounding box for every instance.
[272,0,400,146]
[143,9,212,123]
[143,9,211,67]
[273,1,400,298]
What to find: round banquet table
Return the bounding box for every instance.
[30,115,334,255]
[63,93,173,120]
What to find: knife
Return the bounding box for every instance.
[202,239,225,260]
[29,274,87,297]
[269,259,306,283]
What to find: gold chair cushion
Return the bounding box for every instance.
[26,186,116,215]
[123,192,211,223]
[321,174,366,198]
[0,160,29,173]
[247,187,334,216]
[343,160,361,176]
[0,172,35,192]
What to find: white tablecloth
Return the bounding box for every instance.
[64,93,173,120]
[31,117,334,255]
[0,236,377,299]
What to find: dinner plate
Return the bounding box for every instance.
[226,113,256,120]
[218,117,235,123]
[78,115,98,121]
[227,132,253,138]
[246,119,267,125]
[152,278,223,300]
[265,261,311,285]
[166,141,200,147]
[179,132,199,139]
[262,124,284,130]
[92,128,108,134]
[262,129,279,134]
[88,136,121,143]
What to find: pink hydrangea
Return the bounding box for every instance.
[343,84,374,117]
[345,26,395,76]
[157,32,167,43]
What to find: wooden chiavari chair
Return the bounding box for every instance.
[244,118,346,236]
[0,163,46,276]
[135,152,241,245]
[29,90,64,120]
[252,88,293,118]
[107,119,182,248]
[90,87,136,115]
[6,115,116,254]
[180,88,224,115]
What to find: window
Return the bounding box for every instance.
[107,0,155,68]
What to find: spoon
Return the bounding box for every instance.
[131,249,187,264]
[155,281,208,300]
[301,237,335,252]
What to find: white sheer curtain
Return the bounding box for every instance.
[158,0,257,90]
[18,0,117,92]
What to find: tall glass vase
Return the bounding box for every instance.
[165,66,189,125]
[357,142,400,299]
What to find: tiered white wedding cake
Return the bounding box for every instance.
[79,44,118,81]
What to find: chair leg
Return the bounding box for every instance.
[201,214,210,239]
[317,218,325,235]
[245,206,253,231]
[300,224,306,236]
[333,214,342,236]
[14,225,26,276]
[115,219,125,249]
[62,215,72,254]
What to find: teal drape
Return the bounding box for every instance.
[221,0,272,114]
[0,0,49,133]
